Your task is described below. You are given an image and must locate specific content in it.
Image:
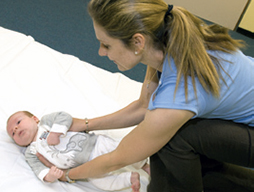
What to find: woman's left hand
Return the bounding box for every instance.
[36,153,68,182]
[58,170,68,182]
[36,153,54,168]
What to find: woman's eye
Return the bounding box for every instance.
[17,120,21,124]
[103,44,110,49]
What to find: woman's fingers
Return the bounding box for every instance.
[36,153,54,168]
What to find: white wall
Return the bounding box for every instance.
[164,0,250,30]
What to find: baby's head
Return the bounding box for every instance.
[6,111,39,147]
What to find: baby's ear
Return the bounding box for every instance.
[32,116,40,124]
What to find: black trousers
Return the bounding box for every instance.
[148,118,254,192]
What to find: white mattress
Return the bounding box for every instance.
[0,27,149,192]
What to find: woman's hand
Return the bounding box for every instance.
[47,132,62,145]
[58,170,68,182]
[69,118,89,132]
[36,153,68,182]
[36,153,54,168]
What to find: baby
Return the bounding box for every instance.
[6,111,150,192]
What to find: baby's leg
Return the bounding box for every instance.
[131,158,150,175]
[131,172,140,192]
[88,172,135,191]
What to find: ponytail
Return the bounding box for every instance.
[165,6,245,100]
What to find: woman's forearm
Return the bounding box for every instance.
[89,100,147,131]
[61,151,124,181]
[69,100,147,132]
[70,67,159,132]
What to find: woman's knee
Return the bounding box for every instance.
[170,118,253,166]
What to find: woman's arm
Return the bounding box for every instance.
[69,66,159,132]
[60,108,195,181]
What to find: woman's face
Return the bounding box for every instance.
[93,21,141,71]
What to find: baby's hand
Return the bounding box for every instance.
[44,166,63,183]
[47,132,62,145]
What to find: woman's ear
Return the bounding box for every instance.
[132,33,146,55]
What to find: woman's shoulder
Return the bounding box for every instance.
[207,49,251,62]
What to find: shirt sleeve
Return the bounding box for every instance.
[25,146,50,182]
[40,111,73,135]
[148,57,208,117]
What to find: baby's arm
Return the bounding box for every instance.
[25,146,54,182]
[41,112,73,145]
[44,166,63,183]
[26,147,63,183]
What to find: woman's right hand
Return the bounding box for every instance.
[69,118,89,132]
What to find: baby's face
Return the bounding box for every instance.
[6,112,39,146]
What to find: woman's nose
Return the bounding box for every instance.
[98,44,107,57]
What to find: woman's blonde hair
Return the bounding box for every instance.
[88,0,245,99]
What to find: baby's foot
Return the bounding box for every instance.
[131,172,140,192]
[142,163,150,175]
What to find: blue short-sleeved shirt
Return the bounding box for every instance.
[148,50,254,127]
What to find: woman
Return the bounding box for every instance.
[38,0,254,191]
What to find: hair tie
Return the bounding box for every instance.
[165,4,173,18]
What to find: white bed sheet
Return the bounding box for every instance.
[0,27,149,192]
